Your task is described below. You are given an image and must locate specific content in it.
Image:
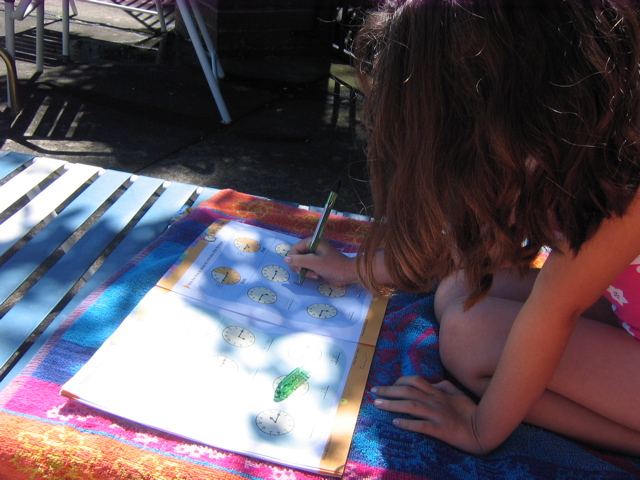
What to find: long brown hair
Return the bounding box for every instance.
[355,0,640,306]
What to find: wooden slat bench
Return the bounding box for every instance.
[0,151,221,390]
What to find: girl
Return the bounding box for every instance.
[284,0,640,455]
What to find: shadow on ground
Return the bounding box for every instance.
[0,12,372,215]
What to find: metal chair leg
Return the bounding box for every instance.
[175,0,231,124]
[0,47,21,112]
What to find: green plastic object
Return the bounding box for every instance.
[274,367,310,402]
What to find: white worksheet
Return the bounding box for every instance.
[62,287,364,473]
[62,220,386,476]
[159,220,373,342]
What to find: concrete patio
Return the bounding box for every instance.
[0,0,372,214]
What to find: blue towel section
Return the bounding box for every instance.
[61,217,211,351]
[351,292,640,479]
[32,340,97,385]
[61,242,184,349]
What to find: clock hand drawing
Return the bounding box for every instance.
[307,303,338,319]
[261,265,290,283]
[255,409,295,435]
[318,283,346,298]
[247,286,277,304]
[275,243,291,257]
[211,267,241,285]
[209,355,239,375]
[233,237,261,253]
[222,326,255,347]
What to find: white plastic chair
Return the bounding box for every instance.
[3,0,166,71]
[4,0,46,71]
[61,0,167,56]
[62,0,231,122]
[3,0,231,123]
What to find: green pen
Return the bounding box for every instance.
[274,366,311,402]
[298,179,341,285]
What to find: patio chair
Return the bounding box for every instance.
[3,0,231,123]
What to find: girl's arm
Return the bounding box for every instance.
[476,197,640,451]
[375,196,640,454]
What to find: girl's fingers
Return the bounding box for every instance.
[289,237,313,255]
[372,376,439,399]
[393,375,440,393]
[373,398,433,417]
[431,380,465,396]
[371,377,467,419]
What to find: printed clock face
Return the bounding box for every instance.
[307,303,338,319]
[209,355,239,375]
[275,243,291,257]
[222,326,255,347]
[261,265,290,283]
[211,267,241,285]
[247,286,277,304]
[317,283,346,298]
[234,237,261,253]
[255,409,295,436]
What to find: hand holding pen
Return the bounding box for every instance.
[296,179,341,285]
[284,179,358,286]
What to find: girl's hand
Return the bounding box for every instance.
[284,237,358,286]
[372,376,487,455]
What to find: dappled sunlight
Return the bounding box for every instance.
[0,151,206,385]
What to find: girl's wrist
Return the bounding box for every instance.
[344,255,361,286]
